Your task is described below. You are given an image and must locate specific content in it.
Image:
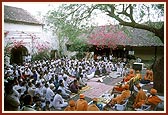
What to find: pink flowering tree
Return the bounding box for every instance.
[4,31,51,61]
[87,25,129,50]
[4,31,26,57]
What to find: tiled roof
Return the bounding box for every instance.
[120,26,164,46]
[4,5,43,25]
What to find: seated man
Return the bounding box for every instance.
[133,84,147,108]
[76,94,88,111]
[123,69,135,82]
[134,88,162,110]
[87,98,100,111]
[112,84,124,93]
[76,75,87,88]
[112,83,130,94]
[57,80,71,100]
[69,79,80,94]
[109,84,131,106]
[52,89,68,110]
[64,100,76,111]
[140,70,153,84]
[145,88,162,110]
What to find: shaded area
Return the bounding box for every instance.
[10,45,28,65]
[153,57,164,94]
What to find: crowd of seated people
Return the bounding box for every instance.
[4,56,161,111]
[3,57,122,111]
[110,65,162,111]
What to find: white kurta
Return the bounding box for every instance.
[52,94,68,110]
[58,86,71,96]
[46,88,55,102]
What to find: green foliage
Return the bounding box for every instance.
[4,42,13,57]
[46,4,92,41]
[45,3,164,54]
[147,21,164,29]
[46,4,93,56]
[75,52,85,59]
[32,50,50,61]
[68,38,89,52]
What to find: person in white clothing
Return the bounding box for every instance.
[46,84,55,103]
[57,80,71,100]
[27,82,35,97]
[63,76,70,90]
[34,82,44,97]
[116,64,123,77]
[52,89,68,110]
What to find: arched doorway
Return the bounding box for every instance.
[10,45,28,65]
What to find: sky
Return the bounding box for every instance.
[3,2,165,26]
[3,2,115,26]
[3,2,53,15]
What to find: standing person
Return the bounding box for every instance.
[26,54,32,63]
[64,100,76,111]
[87,98,100,111]
[76,94,88,111]
[21,94,36,111]
[27,82,35,98]
[52,89,68,110]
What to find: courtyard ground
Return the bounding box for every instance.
[67,70,164,111]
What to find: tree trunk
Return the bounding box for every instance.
[152,56,164,93]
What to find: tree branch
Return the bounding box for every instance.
[117,4,135,23]
[106,4,163,43]
[119,21,164,43]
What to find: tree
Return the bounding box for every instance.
[96,4,164,43]
[45,3,164,93]
[88,25,129,49]
[46,4,164,43]
[46,4,95,57]
[4,31,51,63]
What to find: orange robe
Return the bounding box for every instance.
[124,73,135,82]
[64,106,76,111]
[111,90,130,105]
[135,95,162,110]
[76,99,88,111]
[143,70,153,82]
[133,89,147,108]
[87,104,100,111]
[146,95,162,110]
[113,85,124,92]
[144,75,150,80]
[149,75,153,82]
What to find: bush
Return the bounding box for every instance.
[32,51,50,61]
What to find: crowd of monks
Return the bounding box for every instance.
[64,94,100,111]
[62,68,162,111]
[109,69,162,111]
